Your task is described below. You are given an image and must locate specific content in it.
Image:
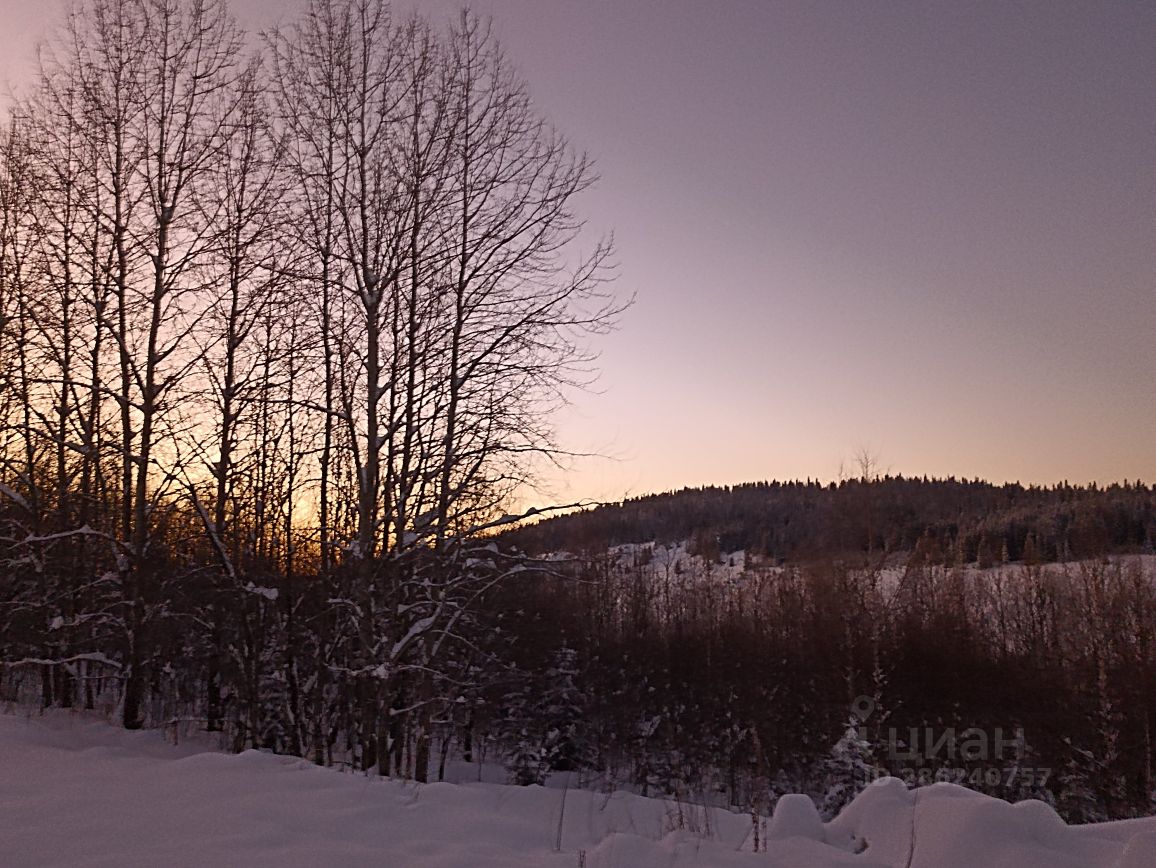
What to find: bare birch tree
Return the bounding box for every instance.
[2,0,623,775]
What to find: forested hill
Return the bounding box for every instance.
[507,478,1156,564]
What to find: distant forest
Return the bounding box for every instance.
[508,477,1156,565]
[494,478,1156,824]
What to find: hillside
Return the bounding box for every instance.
[507,477,1155,564]
[486,479,1156,825]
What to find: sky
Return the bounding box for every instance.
[1,0,1153,504]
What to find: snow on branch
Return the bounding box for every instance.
[2,652,122,670]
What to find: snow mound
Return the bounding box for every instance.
[2,711,1155,867]
[825,778,1142,868]
[768,792,825,841]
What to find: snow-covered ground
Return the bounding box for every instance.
[605,543,1156,601]
[3,711,1155,867]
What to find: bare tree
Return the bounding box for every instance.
[34,0,248,727]
[1,0,624,775]
[265,0,624,778]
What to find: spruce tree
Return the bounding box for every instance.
[817,717,879,820]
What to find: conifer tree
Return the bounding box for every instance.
[817,717,878,820]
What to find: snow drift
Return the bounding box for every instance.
[2,711,1154,867]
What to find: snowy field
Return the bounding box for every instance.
[3,711,1156,868]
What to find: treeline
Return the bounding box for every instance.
[488,553,1156,823]
[508,478,1156,564]
[0,0,617,780]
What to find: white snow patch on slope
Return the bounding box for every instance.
[2,710,1154,867]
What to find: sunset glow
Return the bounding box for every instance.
[3,0,1152,505]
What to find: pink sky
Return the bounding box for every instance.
[3,0,1153,505]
